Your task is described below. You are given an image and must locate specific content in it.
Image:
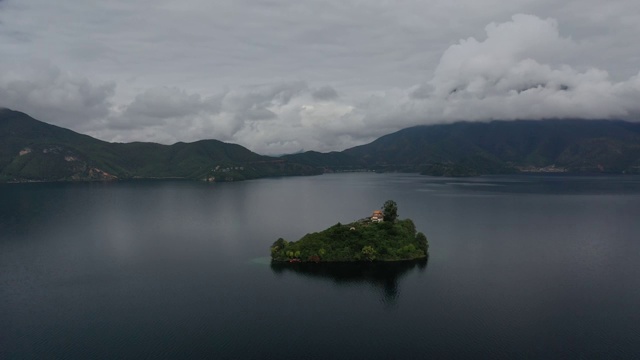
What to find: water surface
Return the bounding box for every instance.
[2,174,640,359]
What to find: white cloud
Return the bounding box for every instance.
[419,14,640,121]
[2,2,640,155]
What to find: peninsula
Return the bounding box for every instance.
[270,201,429,263]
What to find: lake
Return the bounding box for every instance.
[2,173,640,359]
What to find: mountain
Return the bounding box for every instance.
[4,108,640,182]
[0,109,320,182]
[284,119,640,176]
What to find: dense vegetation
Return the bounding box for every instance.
[284,119,640,176]
[270,201,428,263]
[0,109,320,182]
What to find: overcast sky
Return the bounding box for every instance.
[1,0,640,154]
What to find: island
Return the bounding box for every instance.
[270,200,429,263]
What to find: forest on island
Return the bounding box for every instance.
[271,201,429,263]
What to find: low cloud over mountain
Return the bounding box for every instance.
[1,0,640,154]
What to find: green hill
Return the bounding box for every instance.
[284,119,640,176]
[0,108,320,182]
[4,108,640,181]
[270,201,428,263]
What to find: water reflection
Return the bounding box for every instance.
[270,259,427,305]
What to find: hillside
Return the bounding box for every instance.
[4,108,640,181]
[285,119,640,176]
[0,109,320,182]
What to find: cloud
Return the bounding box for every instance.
[311,86,339,101]
[124,87,218,120]
[193,12,640,152]
[2,7,640,155]
[95,81,317,147]
[258,13,640,153]
[0,62,115,130]
[417,14,640,121]
[223,82,307,121]
[97,81,369,154]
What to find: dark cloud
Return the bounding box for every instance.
[125,87,216,119]
[0,63,115,130]
[312,86,339,101]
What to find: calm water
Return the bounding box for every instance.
[2,173,640,359]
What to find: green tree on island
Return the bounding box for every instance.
[361,245,377,261]
[382,200,398,223]
[270,200,428,263]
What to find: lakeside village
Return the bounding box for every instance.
[270,201,429,263]
[203,165,245,182]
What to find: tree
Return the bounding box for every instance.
[382,200,398,223]
[361,245,376,261]
[416,232,428,251]
[272,238,288,250]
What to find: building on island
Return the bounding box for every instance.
[371,210,384,223]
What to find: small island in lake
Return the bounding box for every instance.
[271,200,429,263]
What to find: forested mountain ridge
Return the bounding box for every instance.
[3,107,640,182]
[0,108,320,182]
[284,119,640,176]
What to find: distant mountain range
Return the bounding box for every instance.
[2,108,640,182]
[0,109,320,182]
[284,119,640,176]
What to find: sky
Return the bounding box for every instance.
[1,0,640,155]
